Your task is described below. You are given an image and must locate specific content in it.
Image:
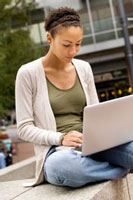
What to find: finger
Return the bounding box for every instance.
[66,133,82,143]
[70,142,82,148]
[69,130,82,134]
[69,131,83,139]
[71,137,82,144]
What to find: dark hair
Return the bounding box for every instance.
[45,7,81,37]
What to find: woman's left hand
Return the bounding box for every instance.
[61,130,82,148]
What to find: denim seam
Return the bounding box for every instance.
[45,172,91,184]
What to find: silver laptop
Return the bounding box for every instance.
[82,94,133,156]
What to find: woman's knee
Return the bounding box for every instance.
[44,150,85,187]
[44,150,75,177]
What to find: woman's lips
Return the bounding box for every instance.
[66,57,73,60]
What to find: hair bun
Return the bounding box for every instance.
[45,7,81,34]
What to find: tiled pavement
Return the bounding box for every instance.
[12,142,35,164]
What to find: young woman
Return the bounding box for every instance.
[15,7,133,187]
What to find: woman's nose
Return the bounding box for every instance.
[69,46,77,56]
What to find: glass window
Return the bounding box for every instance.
[29,8,44,24]
[82,36,93,45]
[90,0,114,32]
[112,0,121,29]
[96,31,115,43]
[29,24,42,43]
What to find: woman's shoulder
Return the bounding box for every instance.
[16,58,43,91]
[72,58,90,66]
[18,57,42,75]
[72,58,92,74]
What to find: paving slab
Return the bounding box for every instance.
[8,180,108,200]
[0,157,35,182]
[14,179,130,200]
[0,179,33,200]
[126,173,133,199]
[92,178,129,200]
[1,175,133,200]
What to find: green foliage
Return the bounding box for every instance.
[0,104,8,119]
[0,0,45,118]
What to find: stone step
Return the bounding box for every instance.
[0,156,35,182]
[0,174,133,200]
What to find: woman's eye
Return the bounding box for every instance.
[76,44,81,46]
[63,43,81,47]
[63,44,70,47]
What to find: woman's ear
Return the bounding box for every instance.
[46,32,52,44]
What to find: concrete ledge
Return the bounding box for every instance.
[0,174,133,200]
[0,156,36,182]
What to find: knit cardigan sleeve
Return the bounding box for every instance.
[86,62,99,105]
[15,66,63,146]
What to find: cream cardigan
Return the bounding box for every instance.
[15,57,99,186]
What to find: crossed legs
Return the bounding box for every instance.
[43,142,133,187]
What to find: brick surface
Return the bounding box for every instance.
[12,142,34,163]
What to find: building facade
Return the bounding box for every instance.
[28,0,133,101]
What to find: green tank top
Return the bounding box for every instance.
[46,74,86,133]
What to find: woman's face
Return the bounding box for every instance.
[48,26,83,63]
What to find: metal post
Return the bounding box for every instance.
[117,0,133,90]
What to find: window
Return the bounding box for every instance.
[90,0,116,42]
[90,0,114,32]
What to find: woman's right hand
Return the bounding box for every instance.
[61,130,82,148]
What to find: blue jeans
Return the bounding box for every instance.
[0,152,6,169]
[43,142,133,188]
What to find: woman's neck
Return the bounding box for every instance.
[42,51,72,71]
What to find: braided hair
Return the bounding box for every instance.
[45,7,81,37]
